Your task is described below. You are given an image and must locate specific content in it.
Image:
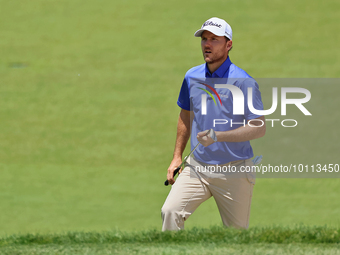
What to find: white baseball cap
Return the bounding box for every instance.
[194,17,232,40]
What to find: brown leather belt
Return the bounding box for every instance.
[219,159,245,166]
[191,157,246,167]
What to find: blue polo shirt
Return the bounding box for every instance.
[177,57,264,164]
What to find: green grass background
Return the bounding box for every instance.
[0,0,339,237]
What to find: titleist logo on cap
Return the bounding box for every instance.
[202,21,222,28]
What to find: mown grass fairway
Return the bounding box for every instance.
[0,0,339,253]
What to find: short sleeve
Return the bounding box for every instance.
[177,78,191,111]
[241,79,264,120]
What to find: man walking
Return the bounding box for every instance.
[161,17,266,231]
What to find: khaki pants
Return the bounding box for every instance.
[161,157,255,231]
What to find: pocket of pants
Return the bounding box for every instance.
[244,159,256,185]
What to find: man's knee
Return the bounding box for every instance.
[161,203,185,231]
[161,203,175,219]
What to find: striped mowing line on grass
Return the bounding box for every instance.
[0,225,339,247]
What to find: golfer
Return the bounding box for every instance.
[162,17,266,231]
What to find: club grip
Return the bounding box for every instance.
[164,166,181,186]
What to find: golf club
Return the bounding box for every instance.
[164,128,217,186]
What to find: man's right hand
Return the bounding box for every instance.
[166,157,183,185]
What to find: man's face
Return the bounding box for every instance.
[201,31,231,65]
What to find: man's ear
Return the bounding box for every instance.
[226,40,233,51]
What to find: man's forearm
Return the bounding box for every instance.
[173,109,191,158]
[216,116,266,143]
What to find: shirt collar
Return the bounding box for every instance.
[205,56,232,78]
